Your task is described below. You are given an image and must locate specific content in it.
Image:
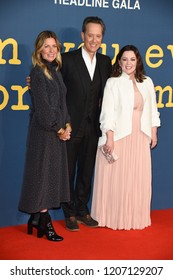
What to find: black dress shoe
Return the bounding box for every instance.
[65,216,79,231]
[76,214,98,227]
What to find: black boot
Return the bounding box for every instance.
[27,213,40,235]
[37,212,63,242]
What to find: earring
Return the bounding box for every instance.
[118,66,122,74]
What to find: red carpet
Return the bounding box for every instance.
[0,209,173,260]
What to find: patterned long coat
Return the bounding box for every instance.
[19,61,70,213]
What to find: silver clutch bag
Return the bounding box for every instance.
[100,145,118,164]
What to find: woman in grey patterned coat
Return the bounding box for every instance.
[19,31,71,242]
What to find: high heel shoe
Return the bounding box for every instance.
[37,212,63,242]
[27,213,40,235]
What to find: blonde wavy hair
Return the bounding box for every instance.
[32,30,62,79]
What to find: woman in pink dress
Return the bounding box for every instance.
[91,45,161,230]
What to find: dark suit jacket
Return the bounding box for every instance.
[61,48,112,137]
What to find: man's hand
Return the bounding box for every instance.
[26,76,31,89]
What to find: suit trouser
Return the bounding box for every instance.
[61,121,98,218]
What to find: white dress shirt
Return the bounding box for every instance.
[82,47,96,81]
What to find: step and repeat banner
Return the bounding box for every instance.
[0,0,172,226]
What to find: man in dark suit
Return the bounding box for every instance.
[61,16,112,231]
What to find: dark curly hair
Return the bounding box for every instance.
[112,45,146,82]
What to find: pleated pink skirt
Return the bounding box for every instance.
[91,93,152,230]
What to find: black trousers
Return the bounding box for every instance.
[61,120,98,218]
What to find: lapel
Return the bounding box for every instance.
[95,53,105,92]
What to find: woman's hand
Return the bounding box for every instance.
[105,130,114,154]
[57,128,71,141]
[151,127,158,149]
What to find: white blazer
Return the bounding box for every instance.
[98,72,161,146]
